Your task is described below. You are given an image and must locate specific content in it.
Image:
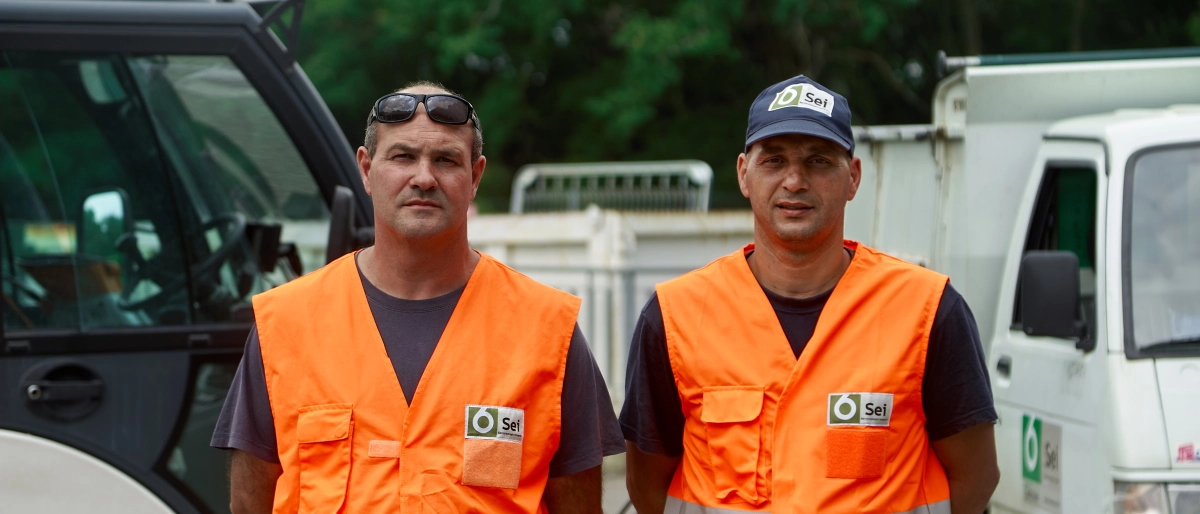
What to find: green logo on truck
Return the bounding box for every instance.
[1022,414,1042,482]
[1022,414,1061,513]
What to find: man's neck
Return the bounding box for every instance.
[357,229,479,300]
[747,236,850,300]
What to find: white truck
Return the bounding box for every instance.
[471,50,1200,513]
[851,52,1200,513]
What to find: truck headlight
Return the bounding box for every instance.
[1115,482,1200,514]
[1168,484,1200,514]
[1115,482,1168,514]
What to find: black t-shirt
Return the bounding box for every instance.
[619,267,997,457]
[211,258,625,477]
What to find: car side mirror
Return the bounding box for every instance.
[1019,250,1093,352]
[326,185,356,264]
[78,188,133,258]
[325,185,373,264]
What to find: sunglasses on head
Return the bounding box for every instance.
[368,92,478,126]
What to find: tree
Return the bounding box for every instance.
[296,0,1200,211]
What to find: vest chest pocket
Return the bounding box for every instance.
[825,428,887,479]
[700,386,765,505]
[461,439,522,489]
[296,404,354,513]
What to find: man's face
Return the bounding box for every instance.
[356,88,484,241]
[737,133,861,251]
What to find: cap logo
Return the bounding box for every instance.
[768,83,835,117]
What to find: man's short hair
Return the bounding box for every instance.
[363,81,483,162]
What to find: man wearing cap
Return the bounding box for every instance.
[621,75,999,513]
[211,81,623,513]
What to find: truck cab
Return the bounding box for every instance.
[989,106,1200,513]
[0,1,370,512]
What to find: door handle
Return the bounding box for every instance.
[19,361,105,421]
[996,355,1012,377]
[25,379,104,403]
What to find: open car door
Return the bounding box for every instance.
[0,1,370,512]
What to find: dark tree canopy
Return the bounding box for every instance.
[296,0,1200,211]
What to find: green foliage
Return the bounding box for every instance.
[1191,12,1200,45]
[296,0,1200,212]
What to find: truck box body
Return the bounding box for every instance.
[851,57,1200,341]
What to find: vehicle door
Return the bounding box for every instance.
[0,2,366,513]
[988,139,1110,513]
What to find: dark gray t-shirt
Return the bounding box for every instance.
[211,262,624,477]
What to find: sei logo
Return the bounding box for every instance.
[1021,414,1063,512]
[826,392,894,426]
[768,83,836,116]
[465,405,524,443]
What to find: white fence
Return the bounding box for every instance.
[468,206,753,406]
[510,160,713,214]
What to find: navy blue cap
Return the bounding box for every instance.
[745,75,854,153]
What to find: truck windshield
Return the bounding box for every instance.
[1127,144,1200,350]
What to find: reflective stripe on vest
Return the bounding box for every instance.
[255,252,580,513]
[657,241,951,513]
[666,495,769,513]
[894,500,951,514]
[665,496,950,514]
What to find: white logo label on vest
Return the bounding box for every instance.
[465,405,524,443]
[768,83,836,116]
[826,392,894,426]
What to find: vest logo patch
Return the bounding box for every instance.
[827,393,894,426]
[465,405,524,442]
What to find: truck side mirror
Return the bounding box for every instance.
[1019,250,1093,351]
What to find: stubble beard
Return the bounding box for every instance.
[374,190,456,240]
[766,206,841,252]
[388,208,459,240]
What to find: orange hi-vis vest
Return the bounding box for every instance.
[656,241,951,514]
[253,251,581,513]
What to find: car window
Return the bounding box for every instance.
[1127,144,1200,349]
[0,51,328,331]
[1012,164,1098,339]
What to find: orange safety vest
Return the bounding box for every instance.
[254,252,581,513]
[656,241,951,514]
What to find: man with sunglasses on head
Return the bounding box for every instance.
[621,75,999,513]
[211,81,624,514]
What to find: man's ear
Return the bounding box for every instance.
[357,146,373,196]
[471,155,486,200]
[847,156,862,201]
[736,152,751,199]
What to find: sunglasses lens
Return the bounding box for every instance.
[425,95,471,124]
[376,94,418,122]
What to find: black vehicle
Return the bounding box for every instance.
[0,1,369,511]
